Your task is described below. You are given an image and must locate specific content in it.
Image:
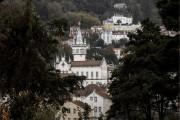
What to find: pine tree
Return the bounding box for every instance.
[156,0,179,31]
[0,1,84,119]
[108,19,178,120]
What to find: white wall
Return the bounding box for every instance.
[72,92,112,119]
[101,31,113,44]
[101,31,129,44]
[103,98,112,116]
[112,15,133,25]
[83,91,104,118]
[56,58,71,73]
[71,66,102,80]
[72,46,87,61]
[73,55,86,61]
[71,66,108,86]
[71,59,108,87]
[101,59,108,80]
[83,80,108,86]
[101,24,141,44]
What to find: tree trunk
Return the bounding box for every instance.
[158,97,165,120]
[126,106,131,120]
[127,110,131,120]
[146,106,152,120]
[146,96,152,120]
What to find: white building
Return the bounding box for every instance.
[73,84,112,119]
[114,3,127,9]
[112,14,133,25]
[71,58,108,86]
[101,15,141,44]
[103,14,133,26]
[57,101,93,120]
[72,27,88,61]
[55,56,71,74]
[55,27,109,87]
[101,30,129,44]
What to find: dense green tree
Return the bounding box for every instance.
[82,103,91,120]
[32,108,55,120]
[48,18,69,38]
[112,39,128,48]
[0,0,84,119]
[156,0,179,31]
[63,12,101,29]
[77,103,91,120]
[94,39,105,48]
[87,46,118,65]
[33,0,161,24]
[108,20,178,120]
[86,33,99,46]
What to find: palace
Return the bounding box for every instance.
[55,27,109,87]
[101,14,141,44]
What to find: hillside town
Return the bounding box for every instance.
[54,7,139,120]
[0,0,179,120]
[55,3,179,120]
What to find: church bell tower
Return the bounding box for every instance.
[72,26,87,61]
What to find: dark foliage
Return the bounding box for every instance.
[108,20,179,120]
[0,1,84,119]
[156,0,179,31]
[87,46,118,65]
[33,0,161,24]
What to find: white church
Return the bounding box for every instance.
[55,27,109,87]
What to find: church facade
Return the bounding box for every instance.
[55,27,108,86]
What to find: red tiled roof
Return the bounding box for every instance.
[96,90,110,99]
[72,100,86,109]
[71,60,102,67]
[74,84,110,99]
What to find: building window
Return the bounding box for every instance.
[67,108,71,113]
[76,49,79,54]
[90,97,93,101]
[99,107,102,112]
[73,49,75,54]
[94,107,97,113]
[86,72,88,78]
[94,97,97,102]
[73,109,76,114]
[91,72,93,79]
[76,71,79,76]
[80,49,83,54]
[81,71,83,76]
[96,72,98,79]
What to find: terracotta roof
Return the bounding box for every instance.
[74,84,110,99]
[72,100,86,109]
[96,90,110,99]
[71,60,102,67]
